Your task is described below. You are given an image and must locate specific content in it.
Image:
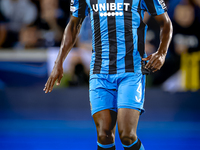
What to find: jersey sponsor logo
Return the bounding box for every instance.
[92,3,130,17]
[158,0,167,10]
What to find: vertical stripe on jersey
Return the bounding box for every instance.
[143,0,157,16]
[137,0,146,58]
[90,0,102,74]
[124,0,134,72]
[89,5,95,74]
[107,0,117,74]
[78,0,87,17]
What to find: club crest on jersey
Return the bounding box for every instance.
[92,3,130,17]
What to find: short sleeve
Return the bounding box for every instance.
[141,0,167,16]
[70,0,88,18]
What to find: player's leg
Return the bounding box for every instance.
[117,108,144,150]
[117,73,146,150]
[89,74,118,150]
[93,109,117,150]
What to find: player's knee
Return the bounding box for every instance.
[98,129,115,144]
[120,131,137,146]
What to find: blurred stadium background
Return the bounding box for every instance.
[0,0,200,149]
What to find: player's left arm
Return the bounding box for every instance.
[142,12,173,72]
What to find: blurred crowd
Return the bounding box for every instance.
[0,0,200,87]
[0,0,70,49]
[144,0,200,87]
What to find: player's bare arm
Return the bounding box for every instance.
[43,16,84,93]
[142,12,173,72]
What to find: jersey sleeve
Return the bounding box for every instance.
[70,0,88,18]
[141,0,167,16]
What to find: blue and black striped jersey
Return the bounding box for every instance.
[71,0,167,74]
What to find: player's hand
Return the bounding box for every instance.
[43,63,63,93]
[142,51,166,73]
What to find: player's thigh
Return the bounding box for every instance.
[117,108,140,141]
[90,74,118,144]
[93,109,117,144]
[117,73,146,113]
[93,109,117,132]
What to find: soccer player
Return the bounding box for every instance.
[43,0,172,149]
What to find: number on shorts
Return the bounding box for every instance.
[135,83,142,102]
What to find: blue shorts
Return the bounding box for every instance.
[89,73,146,115]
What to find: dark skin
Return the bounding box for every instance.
[43,16,84,93]
[43,12,172,146]
[142,12,173,73]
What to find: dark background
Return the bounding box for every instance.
[0,0,200,149]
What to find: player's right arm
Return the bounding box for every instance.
[43,16,84,93]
